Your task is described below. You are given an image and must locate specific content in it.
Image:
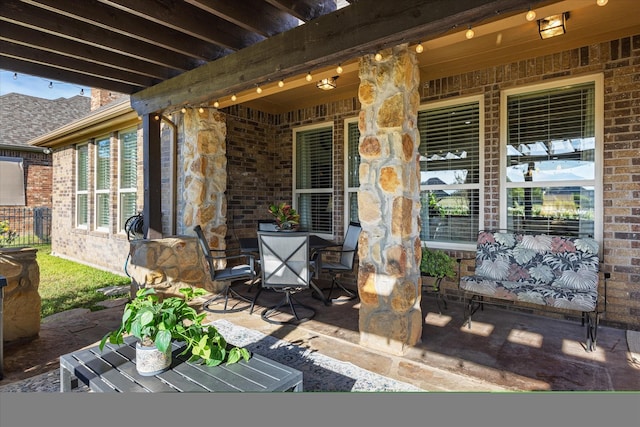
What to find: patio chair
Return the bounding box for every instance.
[313,222,361,303]
[194,225,258,314]
[257,231,316,325]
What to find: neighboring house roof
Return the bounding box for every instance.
[0,93,91,151]
[29,95,137,149]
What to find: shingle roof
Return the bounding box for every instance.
[0,93,91,148]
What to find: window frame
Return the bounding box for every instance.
[75,143,89,229]
[499,74,604,245]
[117,127,138,235]
[292,121,334,240]
[94,134,111,232]
[343,117,360,232]
[418,94,485,251]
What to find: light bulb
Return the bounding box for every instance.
[181,107,186,113]
[305,72,312,82]
[48,82,53,89]
[278,80,284,87]
[13,72,17,80]
[526,9,536,21]
[198,107,204,113]
[231,94,237,101]
[596,0,608,5]
[256,86,262,94]
[80,89,84,96]
[336,64,343,74]
[213,100,219,108]
[154,114,160,121]
[465,27,475,39]
[415,43,424,53]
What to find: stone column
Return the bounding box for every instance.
[182,108,228,252]
[357,44,422,355]
[0,247,41,343]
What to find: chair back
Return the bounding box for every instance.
[193,224,217,280]
[258,220,279,232]
[258,231,311,291]
[340,222,361,269]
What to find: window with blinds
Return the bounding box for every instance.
[503,80,597,238]
[76,144,88,228]
[418,96,482,247]
[294,123,333,237]
[118,128,137,233]
[95,136,111,231]
[345,119,360,229]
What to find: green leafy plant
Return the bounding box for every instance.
[0,220,18,247]
[268,202,300,227]
[99,287,250,366]
[420,245,456,280]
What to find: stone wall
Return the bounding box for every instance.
[356,45,422,355]
[0,248,41,343]
[127,236,217,298]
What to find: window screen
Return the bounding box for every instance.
[118,128,137,232]
[95,136,110,230]
[0,156,25,205]
[345,120,360,227]
[76,144,88,228]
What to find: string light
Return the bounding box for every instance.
[48,82,53,89]
[415,42,424,53]
[198,107,204,113]
[80,89,84,95]
[305,72,312,82]
[231,94,237,102]
[526,8,536,21]
[374,52,382,61]
[465,26,475,39]
[336,64,343,74]
[181,107,187,113]
[256,85,262,94]
[278,79,284,87]
[596,0,608,5]
[153,114,160,121]
[13,72,17,80]
[213,100,219,108]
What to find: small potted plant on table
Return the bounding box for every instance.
[268,202,300,231]
[100,287,250,376]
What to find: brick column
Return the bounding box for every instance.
[357,44,422,355]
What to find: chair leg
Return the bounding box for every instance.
[202,282,254,314]
[325,276,358,302]
[261,291,315,325]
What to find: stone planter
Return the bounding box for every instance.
[0,247,41,344]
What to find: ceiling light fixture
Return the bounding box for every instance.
[316,76,339,91]
[526,8,536,22]
[415,42,424,53]
[465,26,475,39]
[538,12,568,39]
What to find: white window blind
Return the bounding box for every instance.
[418,98,482,247]
[345,119,360,228]
[504,81,596,238]
[294,124,333,236]
[76,144,88,228]
[95,136,110,230]
[118,128,137,233]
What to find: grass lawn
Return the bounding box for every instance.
[35,245,131,318]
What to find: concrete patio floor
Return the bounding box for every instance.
[1,285,639,391]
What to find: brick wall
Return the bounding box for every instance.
[420,35,640,330]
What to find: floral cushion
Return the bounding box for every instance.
[459,231,600,312]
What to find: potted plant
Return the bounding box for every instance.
[268,202,300,231]
[420,245,456,290]
[99,287,250,376]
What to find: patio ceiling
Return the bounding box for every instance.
[1,0,639,115]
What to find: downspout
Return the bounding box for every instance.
[160,115,177,236]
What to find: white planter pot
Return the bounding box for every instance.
[135,341,172,376]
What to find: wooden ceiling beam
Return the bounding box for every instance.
[0,21,176,81]
[131,0,542,115]
[99,0,264,50]
[1,0,198,71]
[0,56,140,94]
[25,0,232,61]
[185,0,300,38]
[265,0,337,22]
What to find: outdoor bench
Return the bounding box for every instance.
[458,230,608,352]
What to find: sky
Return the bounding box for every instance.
[0,69,90,99]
